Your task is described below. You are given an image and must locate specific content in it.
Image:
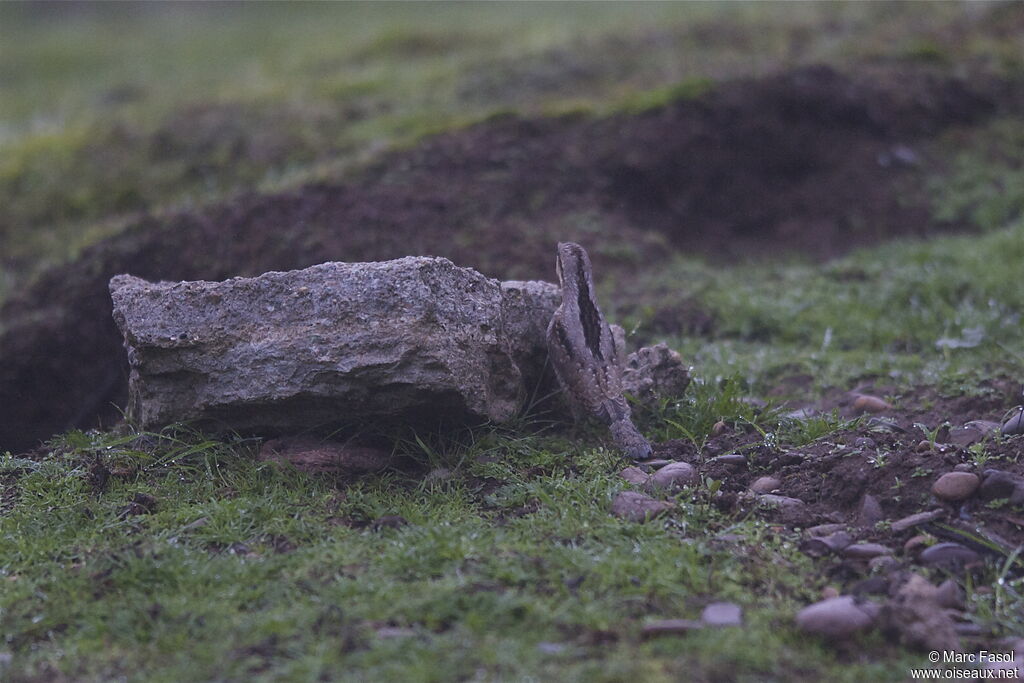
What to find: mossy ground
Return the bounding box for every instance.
[2,3,1024,681]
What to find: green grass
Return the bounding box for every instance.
[2,425,928,682]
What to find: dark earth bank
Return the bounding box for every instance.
[3,64,1024,452]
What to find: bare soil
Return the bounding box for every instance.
[1,63,1022,452]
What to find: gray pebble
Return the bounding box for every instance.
[713,454,748,467]
[611,491,674,523]
[931,472,980,502]
[795,596,879,639]
[701,602,743,627]
[619,466,650,486]
[918,542,980,570]
[749,476,781,494]
[891,509,944,532]
[843,543,893,560]
[1001,409,1024,435]
[650,462,698,490]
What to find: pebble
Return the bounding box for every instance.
[868,555,898,573]
[821,586,840,599]
[611,491,674,523]
[619,466,651,486]
[855,494,884,528]
[979,469,1024,505]
[918,542,980,570]
[931,472,980,502]
[757,494,804,509]
[795,596,878,639]
[712,420,729,435]
[853,394,890,413]
[953,463,973,473]
[903,534,930,554]
[891,509,944,533]
[641,619,704,637]
[650,462,698,490]
[783,408,817,420]
[749,476,781,494]
[915,440,932,453]
[948,426,984,448]
[801,531,854,557]
[805,523,846,538]
[853,437,876,449]
[712,454,748,467]
[701,602,743,627]
[1001,409,1024,435]
[842,543,893,560]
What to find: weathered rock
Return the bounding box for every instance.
[749,476,781,494]
[795,596,878,639]
[891,509,944,533]
[111,258,688,437]
[805,523,847,538]
[111,258,560,432]
[649,462,698,490]
[979,469,1024,505]
[619,466,651,486]
[948,426,985,448]
[801,530,854,557]
[712,454,747,467]
[855,494,884,528]
[611,491,673,523]
[621,342,691,402]
[259,437,393,473]
[853,394,890,413]
[931,472,980,501]
[868,555,899,573]
[843,543,893,560]
[934,579,964,610]
[918,542,980,571]
[701,602,743,627]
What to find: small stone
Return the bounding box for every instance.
[783,408,817,420]
[801,530,854,557]
[918,542,980,571]
[931,472,980,502]
[805,523,847,538]
[712,420,728,435]
[1001,409,1024,435]
[934,579,964,610]
[821,586,840,599]
[757,494,804,509]
[948,426,984,448]
[953,463,973,473]
[611,491,674,523]
[855,494,884,528]
[891,510,944,533]
[843,543,893,560]
[749,476,781,494]
[853,394,890,413]
[795,596,878,639]
[853,437,876,449]
[903,535,930,554]
[619,466,651,486]
[916,440,932,453]
[641,619,704,637]
[701,602,743,627]
[712,454,748,467]
[650,462,698,491]
[979,470,1024,505]
[868,555,899,573]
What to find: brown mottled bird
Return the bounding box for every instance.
[547,242,652,460]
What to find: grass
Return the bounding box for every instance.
[2,424,927,682]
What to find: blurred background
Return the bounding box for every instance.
[1,1,1023,450]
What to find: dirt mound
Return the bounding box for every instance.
[0,64,1015,451]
